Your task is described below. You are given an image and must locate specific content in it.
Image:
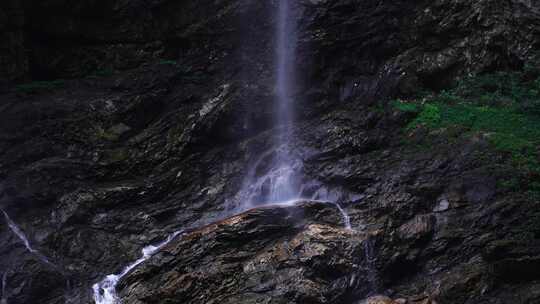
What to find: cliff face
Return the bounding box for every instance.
[2,0,539,87]
[0,1,539,304]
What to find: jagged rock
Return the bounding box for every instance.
[118,201,369,304]
[0,0,539,303]
[398,215,436,242]
[358,295,393,304]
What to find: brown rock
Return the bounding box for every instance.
[398,214,436,241]
[360,295,394,304]
[118,201,367,304]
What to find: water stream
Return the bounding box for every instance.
[335,203,352,230]
[1,209,54,267]
[240,0,300,207]
[92,230,183,304]
[92,1,351,302]
[363,236,379,294]
[1,271,6,304]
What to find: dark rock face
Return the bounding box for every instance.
[0,0,26,85]
[119,201,367,304]
[0,0,540,304]
[1,0,539,87]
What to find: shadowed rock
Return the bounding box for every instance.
[118,201,370,304]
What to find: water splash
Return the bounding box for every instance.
[242,152,303,208]
[1,209,54,266]
[92,230,183,304]
[240,0,300,205]
[335,203,352,230]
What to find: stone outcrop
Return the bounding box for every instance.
[0,0,539,304]
[118,201,368,304]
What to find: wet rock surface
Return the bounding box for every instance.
[0,0,539,304]
[119,201,365,304]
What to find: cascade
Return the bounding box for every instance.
[1,210,54,267]
[335,203,352,230]
[232,0,352,228]
[93,2,351,302]
[363,236,379,294]
[239,0,300,208]
[1,271,6,304]
[92,230,183,304]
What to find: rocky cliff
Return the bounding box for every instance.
[1,1,540,304]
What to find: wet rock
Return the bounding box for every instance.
[119,201,367,304]
[0,0,539,303]
[358,295,394,304]
[433,197,449,213]
[398,215,436,242]
[483,239,540,282]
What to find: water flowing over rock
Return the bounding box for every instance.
[0,0,540,303]
[1,272,6,303]
[1,210,54,267]
[93,231,183,304]
[118,201,365,304]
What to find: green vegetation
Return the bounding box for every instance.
[393,70,540,198]
[86,67,115,79]
[158,59,178,66]
[15,80,65,93]
[93,125,119,141]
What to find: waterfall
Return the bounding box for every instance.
[271,0,298,203]
[1,210,54,267]
[363,236,379,294]
[236,0,301,209]
[276,0,296,136]
[335,203,352,230]
[1,271,6,304]
[92,230,183,304]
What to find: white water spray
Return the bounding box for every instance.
[1,210,54,266]
[335,203,352,230]
[272,0,298,199]
[229,0,302,211]
[237,0,301,209]
[92,230,183,304]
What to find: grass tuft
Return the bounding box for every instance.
[15,80,65,93]
[393,69,540,197]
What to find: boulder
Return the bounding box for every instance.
[118,201,367,304]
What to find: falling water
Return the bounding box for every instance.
[363,236,379,294]
[1,271,6,304]
[275,0,296,135]
[93,230,183,304]
[232,0,302,209]
[1,210,54,266]
[335,203,352,230]
[266,0,299,204]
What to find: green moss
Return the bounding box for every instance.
[408,103,441,129]
[93,125,118,141]
[393,70,540,197]
[158,59,178,66]
[15,80,65,93]
[391,100,420,113]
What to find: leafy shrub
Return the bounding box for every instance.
[408,104,441,129]
[391,100,420,112]
[393,69,540,197]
